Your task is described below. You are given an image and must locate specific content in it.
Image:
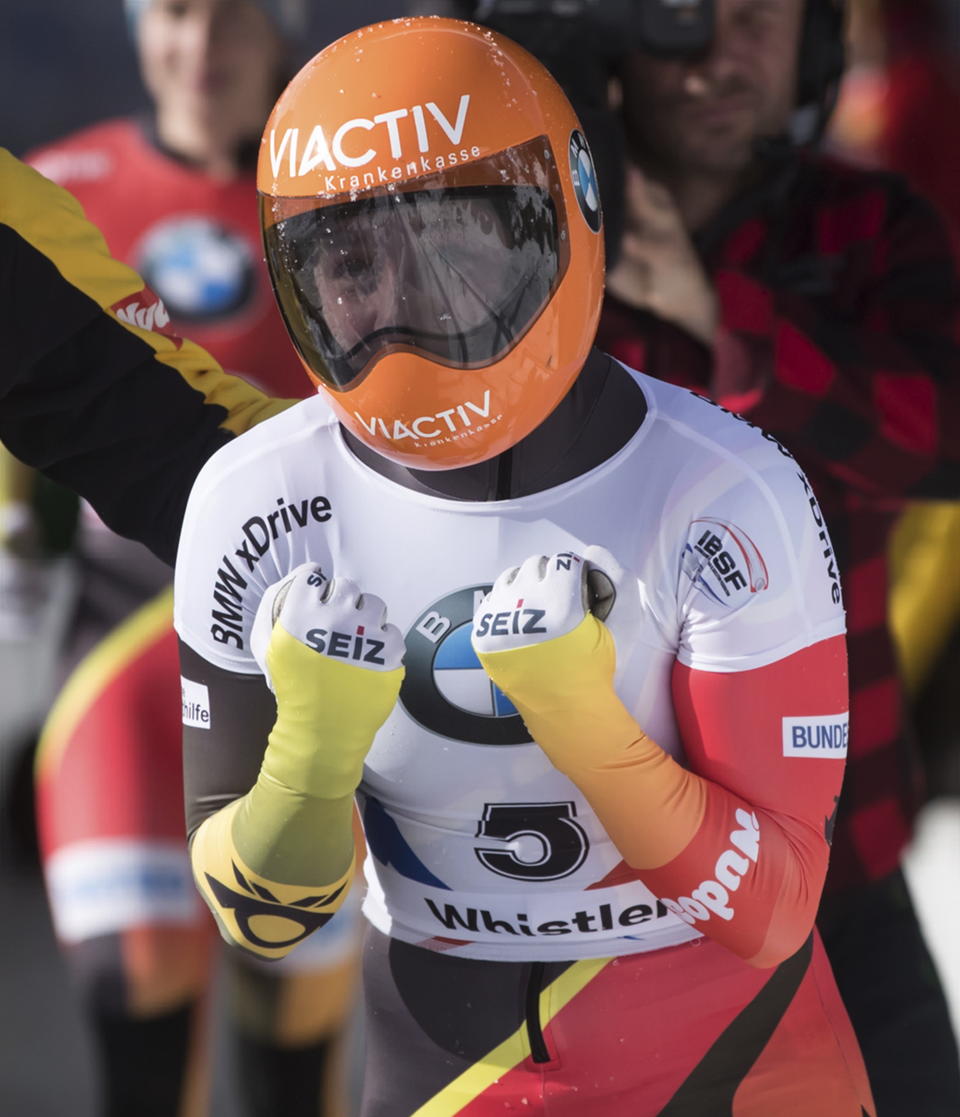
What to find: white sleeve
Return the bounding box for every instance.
[174,400,342,671]
[173,458,271,673]
[173,445,336,674]
[676,458,845,673]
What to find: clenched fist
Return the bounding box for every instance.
[472,546,641,775]
[251,563,405,799]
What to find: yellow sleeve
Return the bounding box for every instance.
[0,148,294,562]
[190,796,357,962]
[188,633,402,960]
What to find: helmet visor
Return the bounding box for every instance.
[261,138,568,391]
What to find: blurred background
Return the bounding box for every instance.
[0,0,395,157]
[1,0,958,1114]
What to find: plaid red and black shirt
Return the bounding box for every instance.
[597,152,960,895]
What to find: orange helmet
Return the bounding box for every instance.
[258,16,604,470]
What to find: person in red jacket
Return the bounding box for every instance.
[27,0,311,399]
[586,0,960,1111]
[10,2,362,1115]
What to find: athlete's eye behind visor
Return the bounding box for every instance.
[262,141,567,391]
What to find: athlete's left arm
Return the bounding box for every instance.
[474,474,848,969]
[648,638,846,967]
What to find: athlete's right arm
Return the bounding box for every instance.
[0,148,291,563]
[181,564,404,960]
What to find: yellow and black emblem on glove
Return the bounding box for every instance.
[203,861,348,954]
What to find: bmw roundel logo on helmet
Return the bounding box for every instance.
[400,587,533,747]
[568,129,602,233]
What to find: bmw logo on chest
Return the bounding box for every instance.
[401,586,532,746]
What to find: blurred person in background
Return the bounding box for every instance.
[588,0,960,1112]
[3,2,363,1114]
[831,0,960,805]
[35,584,361,1117]
[862,0,960,235]
[12,0,314,672]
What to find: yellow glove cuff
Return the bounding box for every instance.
[190,799,355,960]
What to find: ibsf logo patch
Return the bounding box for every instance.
[568,129,601,233]
[681,517,768,607]
[401,587,532,746]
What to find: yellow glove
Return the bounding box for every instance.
[190,563,404,959]
[251,562,406,800]
[472,548,703,869]
[471,548,640,774]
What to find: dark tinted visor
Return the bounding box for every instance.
[261,138,567,391]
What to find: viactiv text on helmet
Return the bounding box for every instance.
[259,21,561,198]
[267,94,481,196]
